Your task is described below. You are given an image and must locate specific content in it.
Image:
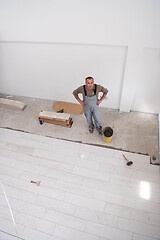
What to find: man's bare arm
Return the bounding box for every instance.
[97,92,107,105]
[75,97,86,106]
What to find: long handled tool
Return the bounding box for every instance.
[31,181,41,186]
[122,154,133,166]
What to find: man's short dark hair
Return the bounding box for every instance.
[85,76,94,81]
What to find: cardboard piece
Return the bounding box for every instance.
[53,101,83,115]
[0,98,26,111]
[38,110,73,128]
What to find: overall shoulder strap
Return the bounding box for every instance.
[83,85,87,96]
[94,84,97,95]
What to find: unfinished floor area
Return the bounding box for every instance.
[0,93,159,164]
[0,127,160,240]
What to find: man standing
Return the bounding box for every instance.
[73,76,108,135]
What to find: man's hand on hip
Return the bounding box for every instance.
[96,99,102,105]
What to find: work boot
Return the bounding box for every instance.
[97,126,103,135]
[89,126,94,133]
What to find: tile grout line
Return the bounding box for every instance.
[0,230,25,240]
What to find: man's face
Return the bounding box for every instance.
[86,78,94,89]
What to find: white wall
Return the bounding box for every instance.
[131,48,160,113]
[0,42,127,109]
[0,0,160,113]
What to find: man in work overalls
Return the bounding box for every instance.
[73,76,108,135]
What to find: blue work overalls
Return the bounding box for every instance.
[83,84,101,130]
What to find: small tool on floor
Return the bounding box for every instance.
[31,181,41,186]
[57,109,64,113]
[122,154,133,166]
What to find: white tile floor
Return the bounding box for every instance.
[0,127,160,240]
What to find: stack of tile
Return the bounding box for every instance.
[38,110,73,128]
[0,98,26,111]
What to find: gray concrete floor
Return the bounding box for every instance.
[0,93,159,165]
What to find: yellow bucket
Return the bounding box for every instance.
[103,127,113,143]
[104,135,112,143]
